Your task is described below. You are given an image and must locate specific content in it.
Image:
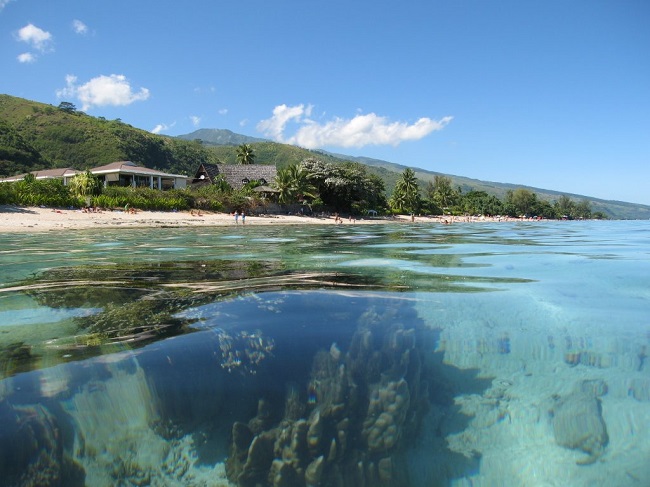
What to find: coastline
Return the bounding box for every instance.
[0,205,521,233]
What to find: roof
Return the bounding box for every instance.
[89,161,188,179]
[0,167,78,182]
[193,163,277,189]
[33,168,79,178]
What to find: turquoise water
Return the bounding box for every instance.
[0,221,649,486]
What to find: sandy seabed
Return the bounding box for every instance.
[0,205,515,233]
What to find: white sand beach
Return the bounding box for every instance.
[0,205,519,233]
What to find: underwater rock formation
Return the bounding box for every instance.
[550,379,609,465]
[225,307,430,487]
[0,400,84,487]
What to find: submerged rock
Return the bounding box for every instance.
[0,401,85,486]
[550,380,609,465]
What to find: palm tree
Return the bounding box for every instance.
[274,165,317,205]
[236,144,256,165]
[390,168,419,214]
[274,167,295,204]
[432,175,456,209]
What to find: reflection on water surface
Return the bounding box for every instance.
[0,221,649,486]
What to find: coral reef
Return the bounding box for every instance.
[225,307,430,487]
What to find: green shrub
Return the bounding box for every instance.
[13,177,77,208]
[0,182,16,204]
[91,187,192,211]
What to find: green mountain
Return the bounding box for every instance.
[1,95,648,219]
[0,94,220,177]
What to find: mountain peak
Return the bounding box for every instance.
[176,129,267,146]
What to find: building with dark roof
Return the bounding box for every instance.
[192,163,277,190]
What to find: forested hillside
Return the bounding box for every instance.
[0,95,219,176]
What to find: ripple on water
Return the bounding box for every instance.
[250,238,297,243]
[92,242,126,248]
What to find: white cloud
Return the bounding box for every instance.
[56,74,150,111]
[257,104,452,149]
[239,119,248,127]
[256,104,313,141]
[72,19,88,35]
[151,122,175,134]
[17,52,35,63]
[16,23,53,52]
[190,115,201,127]
[218,108,228,115]
[0,0,13,11]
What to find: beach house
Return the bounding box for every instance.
[0,161,188,190]
[89,161,188,189]
[191,163,277,190]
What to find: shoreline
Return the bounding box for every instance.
[1,205,522,233]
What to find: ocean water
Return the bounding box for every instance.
[0,220,648,486]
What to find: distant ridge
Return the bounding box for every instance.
[176,129,266,146]
[328,152,650,220]
[184,131,650,220]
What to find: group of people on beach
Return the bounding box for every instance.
[233,210,246,224]
[81,206,102,213]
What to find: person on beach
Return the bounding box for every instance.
[234,211,239,224]
[241,211,246,225]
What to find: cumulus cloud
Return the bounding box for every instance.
[151,122,175,134]
[56,74,150,111]
[218,108,228,115]
[190,115,201,127]
[257,104,452,149]
[16,23,53,51]
[17,52,35,63]
[257,104,312,142]
[72,19,88,35]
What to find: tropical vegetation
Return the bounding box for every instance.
[2,94,644,219]
[236,144,256,165]
[389,168,420,215]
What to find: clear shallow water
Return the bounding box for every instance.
[0,221,649,486]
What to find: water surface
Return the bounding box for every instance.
[1,221,648,486]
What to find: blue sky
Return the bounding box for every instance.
[2,0,649,204]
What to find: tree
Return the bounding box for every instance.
[274,164,317,205]
[389,168,420,214]
[57,102,77,114]
[506,188,537,216]
[432,175,457,209]
[458,190,504,216]
[574,199,592,219]
[555,195,575,218]
[236,144,256,165]
[299,158,385,213]
[68,170,103,204]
